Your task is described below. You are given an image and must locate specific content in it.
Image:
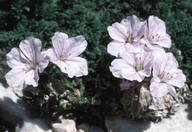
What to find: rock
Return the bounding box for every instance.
[51,119,76,132]
[190,84,192,90]
[77,129,84,132]
[0,83,52,132]
[77,123,90,132]
[77,123,105,132]
[89,126,106,132]
[105,103,192,132]
[16,119,51,132]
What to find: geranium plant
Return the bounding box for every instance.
[4,32,89,120]
[108,15,186,119]
[4,15,187,123]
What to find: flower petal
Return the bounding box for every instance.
[152,50,167,75]
[19,37,42,63]
[66,35,87,57]
[5,68,29,88]
[44,48,61,67]
[107,41,125,57]
[25,70,39,87]
[38,51,50,73]
[52,32,69,57]
[6,48,28,68]
[148,16,166,34]
[150,82,168,97]
[156,34,171,48]
[110,58,144,82]
[107,22,128,42]
[110,59,134,79]
[124,72,143,82]
[120,52,136,67]
[166,69,186,88]
[63,57,88,78]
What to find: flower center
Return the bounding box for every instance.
[30,62,39,70]
[126,36,134,44]
[149,33,160,44]
[59,55,66,61]
[159,72,173,83]
[136,64,143,71]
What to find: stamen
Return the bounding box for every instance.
[126,36,134,44]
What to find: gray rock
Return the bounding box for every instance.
[16,119,51,132]
[89,126,106,132]
[51,119,77,132]
[77,123,106,132]
[0,83,52,132]
[77,123,90,132]
[105,103,192,132]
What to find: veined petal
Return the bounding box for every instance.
[107,22,128,42]
[166,52,179,68]
[66,35,87,57]
[152,50,167,74]
[150,82,168,97]
[148,16,166,35]
[52,32,69,58]
[5,68,29,88]
[107,41,125,57]
[128,15,145,40]
[6,48,28,68]
[143,23,148,40]
[124,72,143,82]
[19,37,42,63]
[110,59,135,79]
[45,48,61,68]
[25,70,39,87]
[38,51,50,73]
[139,67,151,77]
[156,34,171,48]
[143,51,153,67]
[121,15,145,43]
[166,69,186,88]
[151,73,161,83]
[120,52,136,66]
[62,57,88,78]
[124,43,142,53]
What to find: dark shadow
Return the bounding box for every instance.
[0,77,8,88]
[0,95,51,131]
[0,97,24,132]
[185,100,192,120]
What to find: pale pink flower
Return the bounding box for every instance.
[5,37,49,88]
[107,15,145,57]
[142,16,171,50]
[150,51,186,99]
[45,32,88,78]
[110,49,153,82]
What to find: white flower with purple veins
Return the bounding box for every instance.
[150,51,186,99]
[46,32,88,78]
[110,49,152,82]
[143,16,171,50]
[5,37,49,88]
[107,15,145,57]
